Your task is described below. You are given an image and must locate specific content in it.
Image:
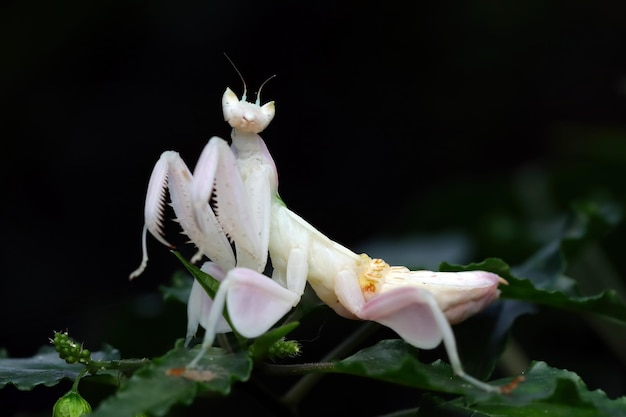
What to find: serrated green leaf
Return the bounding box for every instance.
[326,339,500,395]
[89,340,252,417]
[462,361,626,417]
[512,200,621,289]
[441,258,626,325]
[439,200,626,325]
[0,345,120,391]
[320,341,626,416]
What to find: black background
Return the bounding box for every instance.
[2,1,626,415]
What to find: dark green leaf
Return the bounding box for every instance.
[414,394,491,417]
[463,361,626,417]
[321,341,626,416]
[90,340,252,417]
[0,345,120,391]
[441,258,626,325]
[326,339,501,395]
[439,200,626,324]
[513,200,621,289]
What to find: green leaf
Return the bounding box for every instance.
[414,395,491,417]
[441,258,626,325]
[89,340,252,417]
[513,200,621,289]
[462,361,626,417]
[439,200,626,325]
[322,341,626,416]
[0,345,120,391]
[327,339,499,395]
[560,200,622,258]
[171,251,220,298]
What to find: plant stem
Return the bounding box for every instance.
[258,361,336,376]
[71,368,88,392]
[87,358,150,374]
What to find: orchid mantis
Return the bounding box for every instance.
[130,74,511,393]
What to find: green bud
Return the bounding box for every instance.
[55,331,68,341]
[53,391,92,417]
[51,331,93,365]
[268,338,301,359]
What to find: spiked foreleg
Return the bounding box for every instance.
[129,154,176,279]
[129,150,236,279]
[191,137,268,272]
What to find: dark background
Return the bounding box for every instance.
[2,1,626,415]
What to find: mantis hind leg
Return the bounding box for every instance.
[337,280,502,393]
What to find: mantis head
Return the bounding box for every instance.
[222,87,275,133]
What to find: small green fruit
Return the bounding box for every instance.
[52,391,92,417]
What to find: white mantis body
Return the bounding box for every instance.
[130,74,511,393]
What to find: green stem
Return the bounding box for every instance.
[258,361,336,376]
[86,358,150,374]
[71,368,88,393]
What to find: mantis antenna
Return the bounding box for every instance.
[223,52,276,104]
[223,53,248,101]
[255,74,276,105]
